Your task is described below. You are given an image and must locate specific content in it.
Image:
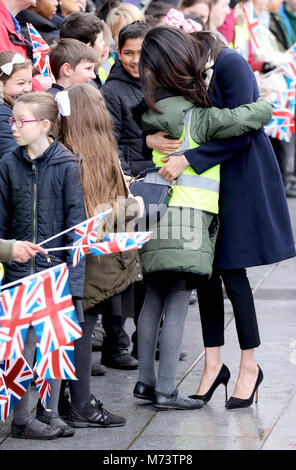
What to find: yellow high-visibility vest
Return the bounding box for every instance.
[150,109,220,214]
[229,23,250,61]
[98,53,116,85]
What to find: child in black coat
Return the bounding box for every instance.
[0,91,86,439]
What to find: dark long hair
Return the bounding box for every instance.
[139,26,225,112]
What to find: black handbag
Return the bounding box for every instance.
[129,167,173,224]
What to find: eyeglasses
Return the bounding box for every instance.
[8,117,41,128]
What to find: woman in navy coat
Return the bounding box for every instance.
[139,27,296,408]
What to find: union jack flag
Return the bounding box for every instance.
[265,107,295,141]
[287,43,296,61]
[30,264,82,356]
[275,89,295,113]
[241,2,266,51]
[90,231,152,256]
[27,23,54,79]
[0,264,82,360]
[0,375,9,422]
[281,62,296,90]
[0,276,45,360]
[35,376,51,409]
[35,342,77,380]
[72,209,112,266]
[0,357,33,422]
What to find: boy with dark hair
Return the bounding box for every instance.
[59,12,106,87]
[102,21,181,177]
[60,12,105,61]
[48,37,97,96]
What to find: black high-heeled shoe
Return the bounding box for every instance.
[189,364,231,403]
[225,365,263,409]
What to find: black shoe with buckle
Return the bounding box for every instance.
[154,389,204,410]
[62,395,126,428]
[133,381,155,401]
[36,400,75,437]
[11,417,62,440]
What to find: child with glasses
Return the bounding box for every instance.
[0,91,86,440]
[0,50,33,157]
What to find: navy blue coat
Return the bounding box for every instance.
[185,48,295,270]
[0,139,86,297]
[0,102,17,158]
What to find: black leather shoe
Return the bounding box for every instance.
[62,395,126,428]
[154,389,204,410]
[101,351,138,370]
[36,403,75,437]
[91,362,107,376]
[133,381,155,401]
[285,181,296,197]
[11,418,62,440]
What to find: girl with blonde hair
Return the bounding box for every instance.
[106,3,145,46]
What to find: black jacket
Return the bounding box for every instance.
[0,139,86,296]
[16,9,60,45]
[48,82,65,97]
[0,101,17,158]
[269,12,290,50]
[101,57,152,177]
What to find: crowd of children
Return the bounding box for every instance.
[0,0,295,441]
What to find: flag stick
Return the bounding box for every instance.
[38,209,112,247]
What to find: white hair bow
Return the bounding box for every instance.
[55,90,71,116]
[0,54,26,76]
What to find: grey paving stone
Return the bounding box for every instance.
[130,435,261,450]
[262,392,296,450]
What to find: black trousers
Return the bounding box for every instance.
[197,268,261,351]
[101,313,130,358]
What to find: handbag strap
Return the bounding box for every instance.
[136,167,163,179]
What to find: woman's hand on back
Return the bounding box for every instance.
[146,131,183,155]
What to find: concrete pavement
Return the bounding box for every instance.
[0,199,295,451]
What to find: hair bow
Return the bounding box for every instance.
[165,8,203,33]
[0,54,26,77]
[55,90,71,116]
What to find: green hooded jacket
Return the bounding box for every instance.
[138,95,272,279]
[140,95,272,143]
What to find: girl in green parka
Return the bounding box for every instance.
[137,89,272,273]
[132,46,272,411]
